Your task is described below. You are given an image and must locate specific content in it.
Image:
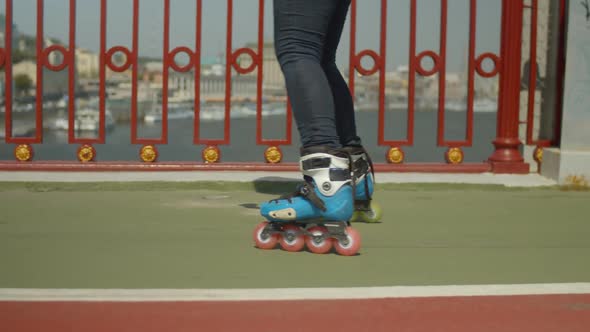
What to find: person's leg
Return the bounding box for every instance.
[258,0,356,227]
[321,0,362,147]
[273,0,341,148]
[319,2,380,222]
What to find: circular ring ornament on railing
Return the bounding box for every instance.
[416,51,440,76]
[475,53,501,78]
[533,146,543,164]
[386,147,405,164]
[169,47,195,73]
[354,50,381,76]
[106,46,133,72]
[231,48,258,75]
[140,145,158,163]
[445,147,464,165]
[202,146,221,163]
[42,45,69,71]
[264,146,283,164]
[14,144,33,162]
[77,145,96,163]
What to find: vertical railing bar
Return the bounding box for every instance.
[286,99,292,145]
[466,0,477,145]
[349,0,357,98]
[99,0,107,144]
[194,0,202,145]
[258,0,291,146]
[437,0,448,146]
[5,0,13,141]
[67,0,76,144]
[377,0,387,146]
[408,0,417,145]
[35,0,44,143]
[224,0,233,145]
[130,0,139,144]
[256,0,264,145]
[162,0,170,144]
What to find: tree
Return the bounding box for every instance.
[14,74,33,96]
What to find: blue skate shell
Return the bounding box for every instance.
[355,173,374,200]
[261,185,354,222]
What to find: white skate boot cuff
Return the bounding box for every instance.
[300,153,351,197]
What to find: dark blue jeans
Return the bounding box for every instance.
[274,0,361,149]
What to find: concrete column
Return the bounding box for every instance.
[542,1,590,184]
[519,0,560,172]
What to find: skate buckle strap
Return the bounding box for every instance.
[299,182,327,212]
[301,157,331,171]
[329,168,352,181]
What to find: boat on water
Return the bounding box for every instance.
[473,99,498,113]
[144,109,194,123]
[52,108,115,132]
[144,104,194,123]
[445,99,498,113]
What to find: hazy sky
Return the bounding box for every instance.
[2,0,503,71]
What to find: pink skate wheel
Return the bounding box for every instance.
[253,221,278,250]
[305,226,333,254]
[279,224,305,252]
[333,227,361,256]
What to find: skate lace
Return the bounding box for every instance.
[273,188,301,204]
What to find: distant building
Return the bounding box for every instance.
[11,60,69,96]
[12,61,37,86]
[169,70,257,102]
[238,42,285,95]
[75,48,99,78]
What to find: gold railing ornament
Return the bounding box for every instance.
[14,144,33,162]
[533,146,543,164]
[140,145,158,163]
[77,145,96,163]
[264,146,283,164]
[202,146,221,163]
[386,147,405,164]
[445,147,464,164]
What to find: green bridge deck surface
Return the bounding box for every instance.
[0,182,589,289]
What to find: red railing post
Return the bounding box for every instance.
[488,0,529,174]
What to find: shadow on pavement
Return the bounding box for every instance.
[252,176,301,195]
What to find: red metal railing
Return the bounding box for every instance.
[349,0,502,150]
[0,0,566,173]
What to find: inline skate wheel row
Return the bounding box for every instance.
[253,222,361,256]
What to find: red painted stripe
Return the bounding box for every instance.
[1,295,589,332]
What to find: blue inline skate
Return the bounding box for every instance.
[253,146,361,256]
[344,146,382,223]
